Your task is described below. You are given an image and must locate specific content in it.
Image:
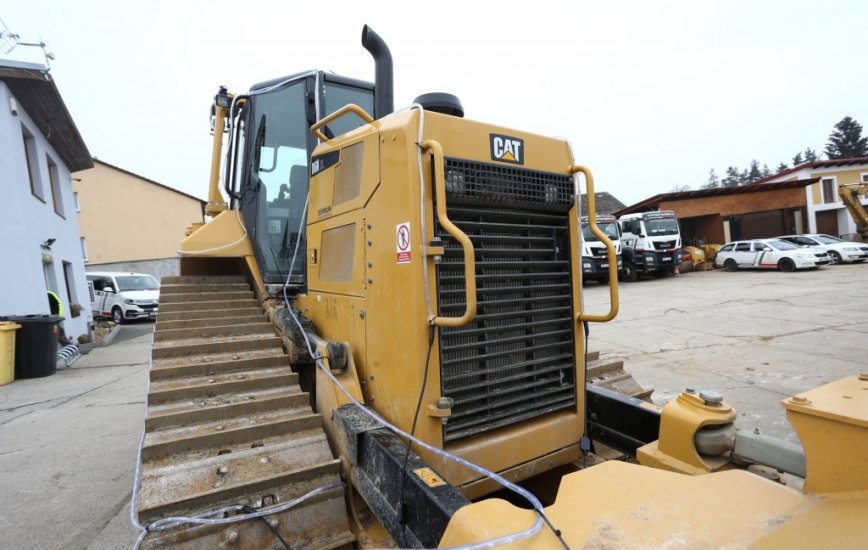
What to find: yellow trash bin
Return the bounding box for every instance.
[0,322,21,385]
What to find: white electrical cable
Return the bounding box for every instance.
[404,103,435,322]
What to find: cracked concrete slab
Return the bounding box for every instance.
[584,263,868,442]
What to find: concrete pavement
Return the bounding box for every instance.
[0,264,866,548]
[0,322,152,550]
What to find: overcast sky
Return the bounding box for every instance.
[4,1,867,206]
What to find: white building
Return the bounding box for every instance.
[0,60,94,343]
[754,157,868,238]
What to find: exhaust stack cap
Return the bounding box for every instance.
[414,92,464,118]
[361,25,394,119]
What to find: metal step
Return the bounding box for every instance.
[157,307,263,323]
[147,368,299,405]
[158,298,260,314]
[150,349,288,381]
[156,314,266,331]
[160,282,252,295]
[152,334,282,360]
[137,274,354,549]
[587,353,654,401]
[145,391,310,431]
[153,321,275,342]
[161,275,247,286]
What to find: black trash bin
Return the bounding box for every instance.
[0,315,62,379]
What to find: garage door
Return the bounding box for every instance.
[741,210,785,239]
[815,210,839,236]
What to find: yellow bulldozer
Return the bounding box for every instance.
[131,26,867,549]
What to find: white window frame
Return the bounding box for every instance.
[47,154,65,218]
[860,172,868,184]
[74,191,81,212]
[22,124,45,202]
[80,236,88,262]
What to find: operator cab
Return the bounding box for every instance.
[224,71,375,287]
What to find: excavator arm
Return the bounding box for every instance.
[839,182,868,240]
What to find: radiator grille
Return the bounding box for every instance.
[442,158,574,211]
[436,160,577,443]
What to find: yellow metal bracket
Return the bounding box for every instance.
[571,165,619,323]
[310,103,374,142]
[423,139,478,328]
[637,389,736,475]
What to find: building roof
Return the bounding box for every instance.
[579,191,627,217]
[0,59,92,172]
[88,159,206,204]
[615,179,818,217]
[751,157,868,185]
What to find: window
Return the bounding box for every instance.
[735,242,752,252]
[22,125,44,201]
[74,191,80,212]
[47,156,64,217]
[80,237,88,262]
[821,177,837,204]
[63,261,78,308]
[719,243,735,252]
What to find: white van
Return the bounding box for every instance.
[86,272,160,324]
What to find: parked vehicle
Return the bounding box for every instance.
[714,239,830,272]
[580,215,622,283]
[776,233,868,264]
[618,210,682,281]
[86,272,160,324]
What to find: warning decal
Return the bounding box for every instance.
[413,467,446,488]
[396,222,411,264]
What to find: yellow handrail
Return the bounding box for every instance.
[572,165,619,323]
[310,103,374,142]
[423,139,477,327]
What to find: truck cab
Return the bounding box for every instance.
[580,214,622,284]
[618,210,682,281]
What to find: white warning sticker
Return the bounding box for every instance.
[396,222,411,264]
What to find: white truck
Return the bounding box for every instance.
[618,210,682,281]
[580,214,622,284]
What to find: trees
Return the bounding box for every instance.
[824,116,868,159]
[702,168,720,189]
[700,117,860,188]
[722,166,741,187]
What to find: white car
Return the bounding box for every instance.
[776,234,868,264]
[714,239,830,272]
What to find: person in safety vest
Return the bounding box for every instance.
[46,290,72,346]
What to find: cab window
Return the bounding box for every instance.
[323,82,375,137]
[735,242,751,252]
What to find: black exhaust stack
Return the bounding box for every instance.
[361,25,394,119]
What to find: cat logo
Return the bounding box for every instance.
[489,133,524,165]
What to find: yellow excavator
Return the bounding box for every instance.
[132,26,868,549]
[839,182,868,241]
